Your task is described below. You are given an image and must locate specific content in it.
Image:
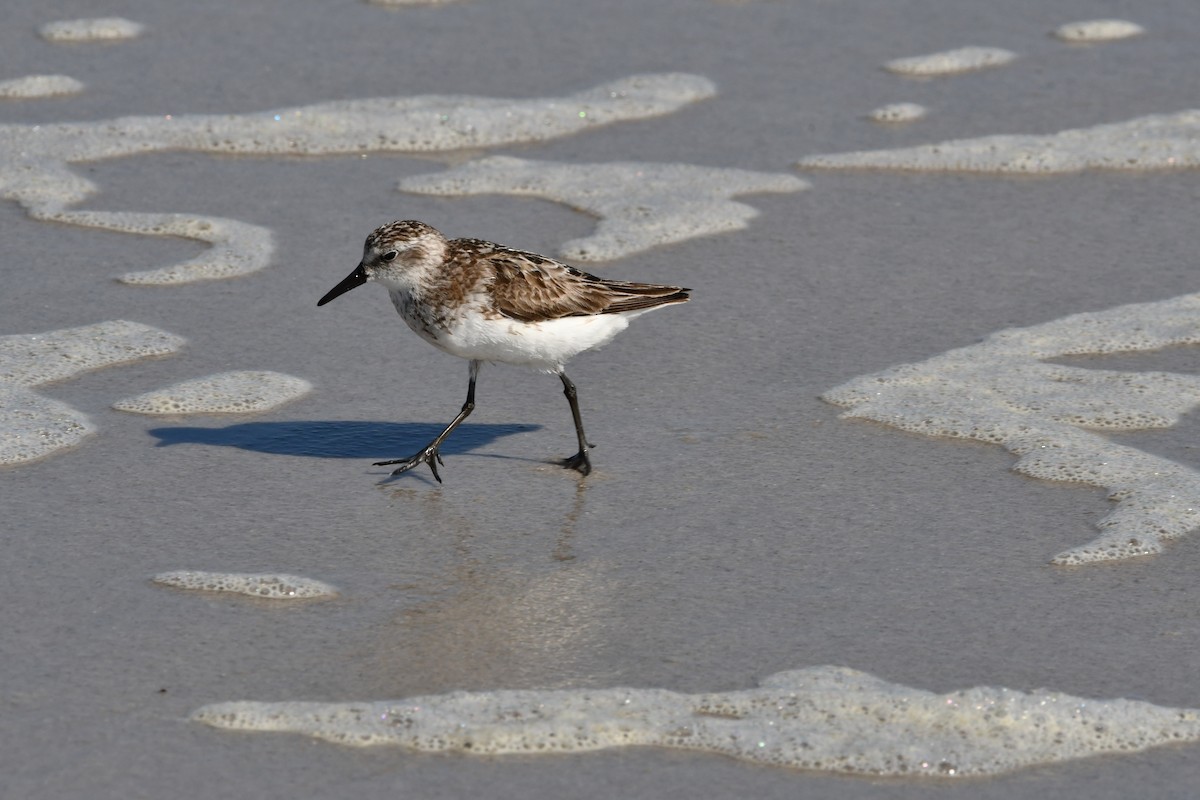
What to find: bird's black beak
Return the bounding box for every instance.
[317,263,368,306]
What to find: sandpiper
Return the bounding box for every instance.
[318,220,689,481]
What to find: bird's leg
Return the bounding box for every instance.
[558,371,593,476]
[375,360,480,482]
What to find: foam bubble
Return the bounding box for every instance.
[33,211,275,285]
[0,321,185,465]
[0,320,185,388]
[1,73,715,215]
[154,571,338,599]
[0,75,84,99]
[0,74,712,283]
[398,156,807,261]
[1054,19,1145,43]
[113,371,312,415]
[798,110,1200,173]
[868,103,927,123]
[823,291,1200,564]
[191,665,1200,776]
[884,47,1017,77]
[38,17,145,43]
[0,384,94,465]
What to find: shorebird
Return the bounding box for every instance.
[318,220,689,481]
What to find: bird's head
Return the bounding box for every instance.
[318,220,448,306]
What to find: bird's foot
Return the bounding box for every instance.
[374,445,445,482]
[560,449,592,476]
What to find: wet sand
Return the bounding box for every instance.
[5,0,1200,796]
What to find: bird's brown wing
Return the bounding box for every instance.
[468,243,689,323]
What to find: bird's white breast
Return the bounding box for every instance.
[385,284,669,372]
[440,310,631,372]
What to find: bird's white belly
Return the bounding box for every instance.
[439,313,631,371]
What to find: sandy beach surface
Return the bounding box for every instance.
[5,0,1200,797]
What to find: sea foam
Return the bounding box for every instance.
[823,291,1200,564]
[884,47,1017,77]
[868,103,928,124]
[0,384,94,467]
[42,211,276,286]
[0,321,185,465]
[38,18,145,43]
[113,371,312,415]
[0,75,84,99]
[191,665,1200,777]
[0,74,714,284]
[1054,19,1145,43]
[798,110,1200,173]
[154,571,338,599]
[398,156,807,261]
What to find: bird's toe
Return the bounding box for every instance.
[560,450,592,476]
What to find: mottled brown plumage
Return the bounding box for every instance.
[318,219,690,481]
[447,239,689,322]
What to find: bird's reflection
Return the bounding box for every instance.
[357,477,621,695]
[552,478,587,562]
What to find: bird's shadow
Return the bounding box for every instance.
[147,420,538,460]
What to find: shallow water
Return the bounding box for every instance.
[5,0,1200,797]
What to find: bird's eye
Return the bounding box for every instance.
[381,250,398,262]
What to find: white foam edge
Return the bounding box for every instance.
[113,371,312,415]
[398,156,807,261]
[1054,19,1145,42]
[153,571,338,599]
[884,46,1017,77]
[29,210,276,285]
[0,320,186,388]
[823,290,1200,564]
[798,109,1200,173]
[0,75,85,99]
[190,665,1200,777]
[38,17,145,42]
[868,103,928,123]
[0,321,185,465]
[1,74,715,277]
[0,384,94,466]
[4,72,716,173]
